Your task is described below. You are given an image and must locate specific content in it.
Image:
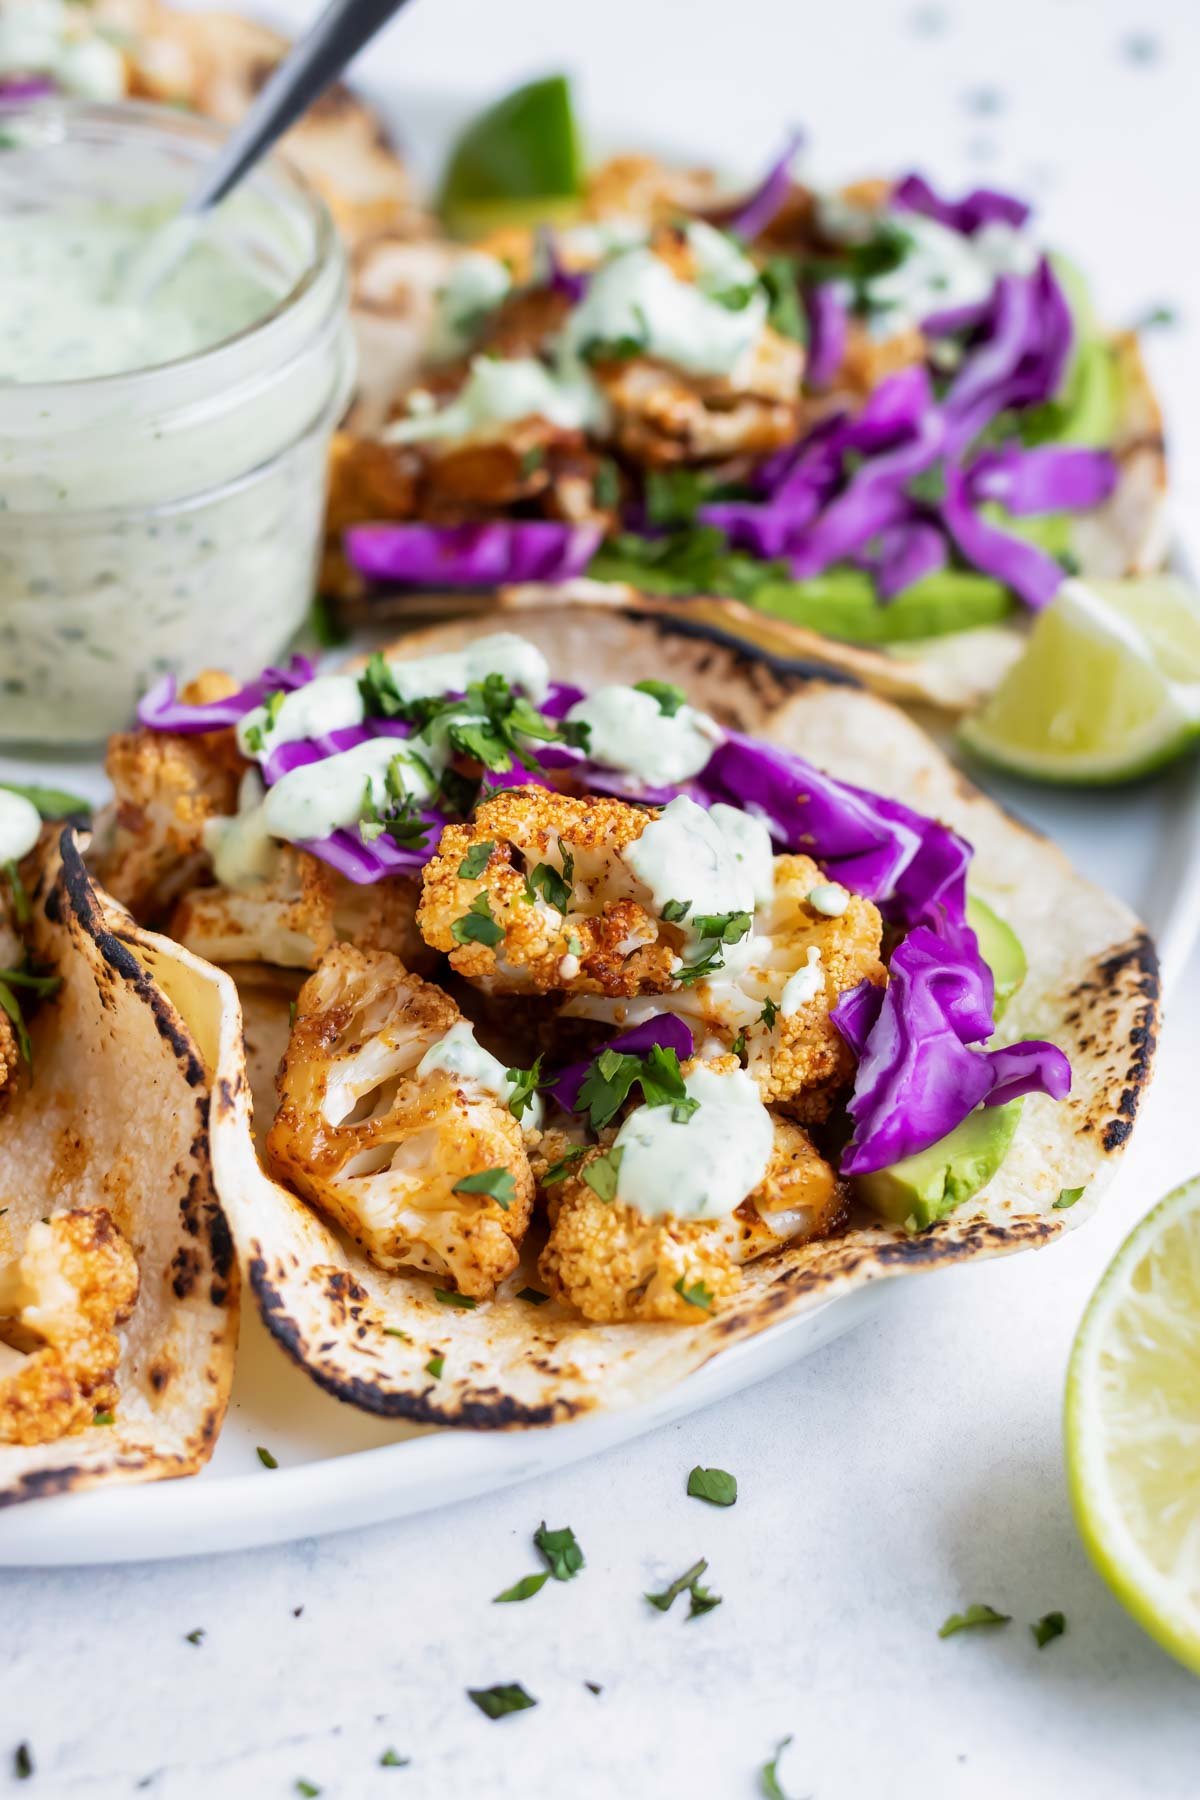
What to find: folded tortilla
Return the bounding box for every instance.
[0,833,238,1507]
[157,610,1159,1428]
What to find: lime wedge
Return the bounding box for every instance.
[439,75,585,238]
[1066,1175,1200,1675]
[960,576,1200,784]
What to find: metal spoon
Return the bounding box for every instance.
[124,0,416,297]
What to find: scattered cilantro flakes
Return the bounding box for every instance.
[1031,1610,1066,1648]
[691,909,752,947]
[91,1409,115,1427]
[519,445,546,478]
[425,1355,445,1380]
[467,1683,538,1720]
[732,1030,747,1065]
[14,1744,33,1781]
[452,1166,516,1211]
[759,996,779,1029]
[687,1576,722,1619]
[458,840,495,879]
[296,1781,321,1797]
[506,1056,544,1121]
[434,1289,477,1310]
[0,780,91,821]
[938,1603,1011,1638]
[451,891,505,947]
[646,1557,711,1614]
[687,1466,738,1507]
[382,1326,411,1341]
[535,1521,585,1581]
[0,982,32,1068]
[634,679,687,718]
[593,458,621,510]
[256,1445,279,1470]
[494,1572,550,1604]
[1053,1187,1085,1210]
[379,1747,410,1767]
[184,1629,205,1646]
[518,1286,550,1305]
[581,1146,624,1201]
[577,1044,695,1130]
[542,1147,586,1186]
[565,931,583,957]
[584,1680,603,1696]
[358,760,432,850]
[3,862,30,926]
[660,898,692,924]
[674,1277,714,1312]
[759,1736,794,1800]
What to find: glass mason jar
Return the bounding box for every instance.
[0,101,356,747]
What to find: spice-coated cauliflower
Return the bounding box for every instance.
[0,1210,139,1446]
[265,945,535,1299]
[417,788,687,998]
[539,1067,842,1324]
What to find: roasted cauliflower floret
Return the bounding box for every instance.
[0,1210,139,1446]
[418,788,688,997]
[593,329,804,467]
[539,1059,842,1323]
[266,945,534,1299]
[568,852,886,1122]
[94,671,246,918]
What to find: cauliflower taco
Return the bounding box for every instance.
[90,612,1158,1426]
[0,822,236,1506]
[327,105,1167,711]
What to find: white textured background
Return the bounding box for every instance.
[5,1,1200,1795]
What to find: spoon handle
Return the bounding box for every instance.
[187,0,416,214]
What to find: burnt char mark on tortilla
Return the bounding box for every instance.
[247,1255,585,1429]
[627,608,862,696]
[50,831,238,1295]
[1059,930,1160,1153]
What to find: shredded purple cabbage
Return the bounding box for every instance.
[891,172,1032,235]
[804,284,848,392]
[550,1016,696,1113]
[538,229,590,304]
[703,129,805,242]
[938,463,1065,609]
[136,655,316,733]
[965,444,1118,515]
[0,74,56,101]
[858,519,948,600]
[832,935,1071,1174]
[300,815,448,885]
[934,259,1073,455]
[346,521,603,587]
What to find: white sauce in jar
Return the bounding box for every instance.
[613,1062,774,1219]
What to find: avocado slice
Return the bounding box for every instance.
[966,895,1027,1020]
[750,567,1015,643]
[856,1100,1024,1233]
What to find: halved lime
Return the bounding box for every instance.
[1066,1175,1200,1676]
[960,576,1200,784]
[439,75,585,238]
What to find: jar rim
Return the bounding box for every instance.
[0,96,342,394]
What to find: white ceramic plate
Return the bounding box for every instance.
[3,94,1199,1566]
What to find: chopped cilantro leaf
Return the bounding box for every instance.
[732,1029,747,1065]
[458,840,495,879]
[3,862,29,926]
[452,1166,516,1210]
[582,1148,623,1201]
[938,1603,1011,1638]
[506,1055,544,1121]
[382,1326,411,1341]
[528,861,572,912]
[593,457,621,510]
[565,932,583,957]
[451,892,504,947]
[309,592,349,648]
[644,468,721,527]
[296,1781,320,1797]
[634,679,687,718]
[1053,1186,1085,1210]
[518,1286,550,1305]
[519,446,546,478]
[1031,1610,1066,1648]
[256,1445,279,1470]
[584,1680,603,1696]
[762,254,806,340]
[535,1521,585,1581]
[688,1576,722,1619]
[14,1744,33,1781]
[425,1355,445,1379]
[467,1682,538,1719]
[358,760,432,850]
[759,996,779,1029]
[434,1289,477,1310]
[379,1748,410,1767]
[577,1044,695,1129]
[660,898,692,924]
[185,1629,205,1646]
[494,1572,549,1604]
[759,1735,795,1800]
[91,1409,115,1427]
[542,1147,586,1186]
[687,1466,737,1507]
[673,1277,714,1312]
[646,1557,709,1613]
[691,910,752,946]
